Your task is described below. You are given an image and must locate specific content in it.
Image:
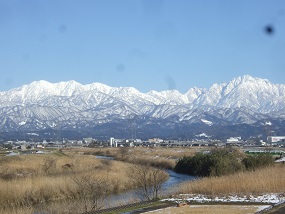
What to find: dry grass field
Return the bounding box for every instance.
[1,146,284,213]
[81,146,199,169]
[0,149,168,213]
[176,164,285,196]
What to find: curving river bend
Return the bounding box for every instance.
[95,156,196,207]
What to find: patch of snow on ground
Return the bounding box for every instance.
[185,205,271,212]
[162,193,285,204]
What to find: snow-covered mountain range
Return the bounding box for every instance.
[0,75,285,139]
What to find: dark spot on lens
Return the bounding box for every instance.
[59,24,67,33]
[264,25,274,35]
[116,64,125,72]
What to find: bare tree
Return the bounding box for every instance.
[72,174,111,212]
[150,167,168,200]
[130,164,168,201]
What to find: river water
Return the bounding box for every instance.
[95,156,196,207]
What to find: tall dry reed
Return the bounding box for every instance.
[82,147,199,169]
[177,164,285,196]
[0,152,136,210]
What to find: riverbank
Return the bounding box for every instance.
[0,149,170,213]
[83,146,199,169]
[84,148,285,214]
[2,147,284,213]
[94,160,196,208]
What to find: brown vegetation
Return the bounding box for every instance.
[0,149,168,213]
[130,163,169,200]
[176,164,285,196]
[82,146,199,169]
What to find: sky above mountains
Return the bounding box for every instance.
[1,0,285,93]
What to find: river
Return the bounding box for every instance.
[95,156,196,207]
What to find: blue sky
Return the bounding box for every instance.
[1,0,285,93]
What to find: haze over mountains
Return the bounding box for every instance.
[1,75,285,140]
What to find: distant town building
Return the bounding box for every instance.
[227,137,241,143]
[109,138,115,147]
[267,136,285,144]
[83,138,93,145]
[148,138,163,143]
[258,140,267,146]
[36,144,44,149]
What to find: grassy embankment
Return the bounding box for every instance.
[81,147,285,196]
[66,147,285,198]
[176,164,285,197]
[82,146,199,169]
[0,149,168,214]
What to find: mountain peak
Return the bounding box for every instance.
[27,80,53,88]
[86,82,112,93]
[230,75,271,85]
[232,75,255,84]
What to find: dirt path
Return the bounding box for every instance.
[143,204,271,214]
[262,203,285,213]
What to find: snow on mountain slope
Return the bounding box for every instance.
[1,75,284,111]
[147,90,189,105]
[185,87,205,103]
[0,75,285,131]
[193,75,285,113]
[201,119,213,126]
[216,75,285,112]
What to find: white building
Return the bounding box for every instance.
[226,137,241,143]
[109,138,115,147]
[267,136,285,144]
[148,138,164,143]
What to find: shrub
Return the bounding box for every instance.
[175,153,212,176]
[174,148,244,177]
[242,153,274,171]
[209,148,244,176]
